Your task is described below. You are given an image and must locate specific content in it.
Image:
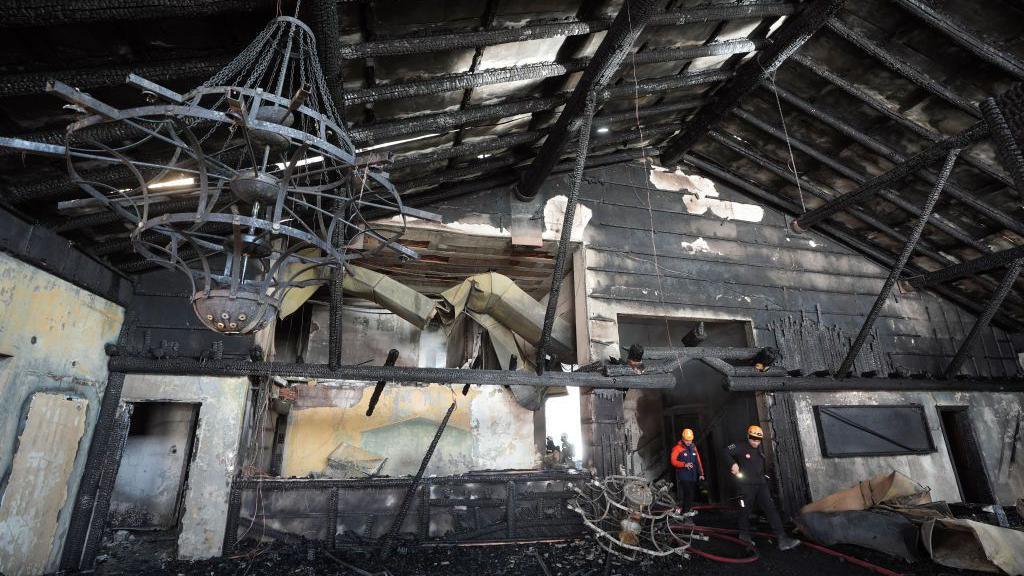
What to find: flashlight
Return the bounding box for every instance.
[736,472,744,479]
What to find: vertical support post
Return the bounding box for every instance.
[80,403,133,570]
[980,97,1024,197]
[329,201,349,370]
[223,480,243,555]
[837,149,959,376]
[506,480,516,539]
[61,314,135,571]
[535,92,596,374]
[327,486,339,550]
[944,258,1024,377]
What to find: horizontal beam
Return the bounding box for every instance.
[0,55,229,98]
[907,244,1024,289]
[726,375,1024,392]
[792,121,989,231]
[339,3,796,59]
[0,0,273,27]
[767,85,1024,237]
[892,0,1024,80]
[107,356,676,389]
[660,0,843,164]
[345,42,750,107]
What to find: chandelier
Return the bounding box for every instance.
[2,11,422,334]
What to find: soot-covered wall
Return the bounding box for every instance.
[414,160,1023,485]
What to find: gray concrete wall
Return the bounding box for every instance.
[121,375,249,560]
[792,390,1024,505]
[0,252,124,575]
[110,402,198,529]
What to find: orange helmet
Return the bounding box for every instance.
[681,428,695,442]
[747,425,764,439]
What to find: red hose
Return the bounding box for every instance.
[671,524,759,564]
[688,526,906,576]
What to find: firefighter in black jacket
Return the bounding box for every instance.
[725,425,800,550]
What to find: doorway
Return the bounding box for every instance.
[938,407,995,504]
[109,402,200,530]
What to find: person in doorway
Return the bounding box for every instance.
[726,425,800,550]
[670,428,704,516]
[559,432,576,468]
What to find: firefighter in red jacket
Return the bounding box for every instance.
[670,428,704,514]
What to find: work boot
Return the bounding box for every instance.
[738,533,755,547]
[777,535,801,551]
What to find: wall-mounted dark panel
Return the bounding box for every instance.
[814,405,935,458]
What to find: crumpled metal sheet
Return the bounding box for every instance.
[797,510,922,562]
[800,470,931,514]
[923,518,1024,575]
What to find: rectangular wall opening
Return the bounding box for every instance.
[109,402,200,531]
[938,407,995,504]
[617,316,755,503]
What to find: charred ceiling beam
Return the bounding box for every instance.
[725,374,1024,392]
[892,0,1024,81]
[105,356,677,389]
[708,127,987,253]
[0,0,275,27]
[338,3,796,59]
[659,0,844,166]
[307,0,345,117]
[766,85,1024,236]
[343,41,751,107]
[602,69,733,100]
[790,120,989,233]
[516,0,660,200]
[906,244,1024,289]
[789,54,1011,185]
[0,55,231,98]
[943,258,1024,377]
[681,153,1024,332]
[835,149,958,378]
[824,18,980,117]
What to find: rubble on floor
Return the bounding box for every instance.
[89,508,1007,576]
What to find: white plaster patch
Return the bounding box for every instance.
[809,240,818,248]
[680,237,715,254]
[383,215,511,238]
[542,195,593,242]
[470,387,539,469]
[648,165,764,223]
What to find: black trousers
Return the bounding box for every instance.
[675,478,697,512]
[737,483,784,537]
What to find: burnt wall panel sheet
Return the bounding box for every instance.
[0,253,124,575]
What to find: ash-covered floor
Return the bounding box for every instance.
[90,508,1007,576]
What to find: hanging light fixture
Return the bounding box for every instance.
[1,9,433,334]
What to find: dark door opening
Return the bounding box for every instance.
[109,402,200,530]
[938,407,995,504]
[617,316,755,503]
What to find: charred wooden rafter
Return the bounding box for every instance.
[824,18,979,116]
[516,0,674,199]
[659,0,844,165]
[791,120,989,233]
[765,85,1024,236]
[338,3,796,59]
[892,0,1024,81]
[907,244,1024,289]
[680,153,1024,332]
[943,258,1024,377]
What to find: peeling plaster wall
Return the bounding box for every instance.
[120,375,248,560]
[792,390,1024,505]
[0,252,123,575]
